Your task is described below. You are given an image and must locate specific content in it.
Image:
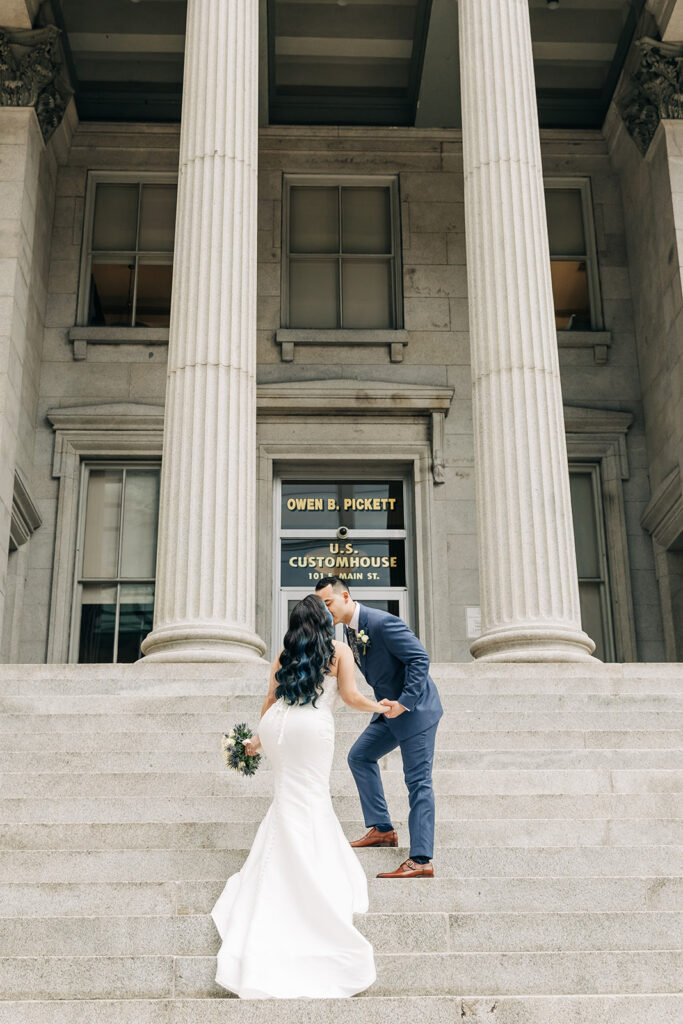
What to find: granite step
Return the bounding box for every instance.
[1,793,678,823]
[2,817,679,848]
[2,693,680,713]
[2,746,682,772]
[1,711,680,733]
[1,949,681,1000]
[1,910,680,955]
[2,845,682,883]
[0,995,680,1024]
[2,768,681,799]
[2,876,680,915]
[2,728,680,750]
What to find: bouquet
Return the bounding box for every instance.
[221,722,261,777]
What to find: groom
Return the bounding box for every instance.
[315,576,443,878]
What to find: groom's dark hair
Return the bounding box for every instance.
[315,575,351,595]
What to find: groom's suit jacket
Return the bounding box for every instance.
[347,605,443,740]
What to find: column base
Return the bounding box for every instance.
[470,623,597,663]
[139,622,267,663]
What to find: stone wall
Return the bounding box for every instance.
[0,108,60,662]
[10,122,666,663]
[607,112,683,659]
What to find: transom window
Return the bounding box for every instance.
[283,176,402,330]
[79,173,177,327]
[73,464,160,663]
[569,464,615,662]
[545,180,602,332]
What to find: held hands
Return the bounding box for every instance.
[379,698,407,719]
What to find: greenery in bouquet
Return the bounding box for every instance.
[221,722,261,777]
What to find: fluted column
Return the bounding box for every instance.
[458,0,595,661]
[141,0,265,662]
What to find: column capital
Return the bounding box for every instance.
[618,36,683,156]
[0,24,71,142]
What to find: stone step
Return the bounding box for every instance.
[2,845,681,883]
[2,876,680,916]
[2,996,683,1024]
[1,949,680,999]
[2,768,681,799]
[2,746,682,772]
[2,728,680,750]
[1,793,679,822]
[0,660,679,692]
[0,996,681,1024]
[3,693,681,714]
[1,711,681,733]
[1,910,680,956]
[2,818,678,849]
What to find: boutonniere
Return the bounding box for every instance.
[357,630,370,655]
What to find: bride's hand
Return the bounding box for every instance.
[243,735,261,756]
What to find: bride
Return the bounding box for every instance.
[211,593,387,999]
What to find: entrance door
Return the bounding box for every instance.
[273,476,412,649]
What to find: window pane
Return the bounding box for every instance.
[289,259,339,327]
[341,260,393,328]
[78,583,117,663]
[121,470,160,579]
[570,471,600,579]
[579,581,606,662]
[281,480,405,530]
[92,184,138,252]
[282,538,406,588]
[550,260,591,331]
[89,261,135,326]
[139,185,177,252]
[82,471,123,579]
[134,264,173,326]
[290,187,339,253]
[117,583,155,663]
[342,187,391,254]
[546,189,586,256]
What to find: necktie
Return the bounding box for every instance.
[346,626,362,668]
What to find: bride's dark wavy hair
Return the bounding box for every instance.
[275,594,335,707]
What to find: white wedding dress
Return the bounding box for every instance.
[211,673,376,999]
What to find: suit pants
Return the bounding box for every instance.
[347,716,438,860]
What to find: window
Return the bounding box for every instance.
[545,180,601,331]
[73,464,160,663]
[283,176,402,329]
[569,464,615,661]
[79,174,177,327]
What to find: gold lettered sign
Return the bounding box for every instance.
[281,482,404,531]
[281,539,406,588]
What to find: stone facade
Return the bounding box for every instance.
[0,116,666,664]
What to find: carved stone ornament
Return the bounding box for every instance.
[0,24,71,141]
[618,36,683,155]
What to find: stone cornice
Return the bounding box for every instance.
[618,36,683,155]
[256,379,455,415]
[641,465,683,548]
[9,469,41,551]
[46,402,165,433]
[0,23,71,142]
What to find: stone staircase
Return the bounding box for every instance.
[0,662,681,1023]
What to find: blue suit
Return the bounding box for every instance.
[346,605,443,860]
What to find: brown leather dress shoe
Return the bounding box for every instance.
[349,827,399,848]
[376,858,434,878]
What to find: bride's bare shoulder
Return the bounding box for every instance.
[329,640,352,670]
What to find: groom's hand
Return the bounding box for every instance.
[380,699,407,719]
